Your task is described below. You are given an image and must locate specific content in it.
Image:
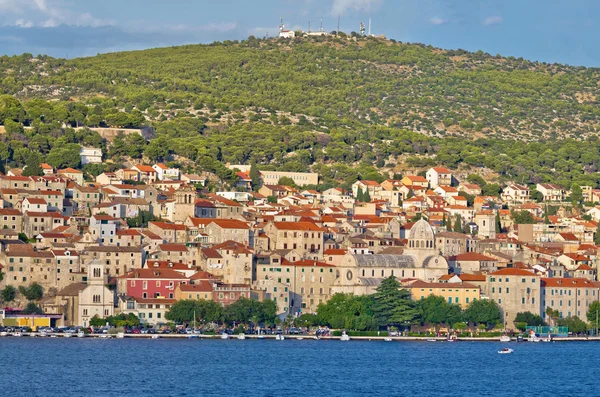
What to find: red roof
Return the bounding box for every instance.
[432,167,452,174]
[272,222,324,231]
[542,278,600,288]
[490,268,537,277]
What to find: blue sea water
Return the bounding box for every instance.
[1,338,598,396]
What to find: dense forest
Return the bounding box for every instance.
[0,34,600,190]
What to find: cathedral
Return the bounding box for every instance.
[332,219,449,295]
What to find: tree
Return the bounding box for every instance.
[418,295,463,330]
[570,183,583,206]
[363,188,371,203]
[530,189,544,203]
[295,313,318,327]
[557,316,588,334]
[22,155,43,177]
[19,283,43,301]
[1,285,17,303]
[514,311,545,327]
[372,276,418,327]
[356,187,364,202]
[249,159,261,191]
[464,299,501,327]
[89,315,106,327]
[482,183,501,197]
[23,302,44,315]
[46,144,82,169]
[277,176,296,187]
[511,210,535,224]
[587,301,600,330]
[466,174,486,187]
[453,214,463,233]
[495,211,502,233]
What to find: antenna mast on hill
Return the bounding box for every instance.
[360,22,365,36]
[368,17,371,36]
[279,16,284,33]
[308,20,311,33]
[337,15,340,36]
[320,18,324,32]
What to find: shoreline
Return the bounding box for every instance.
[4,333,600,342]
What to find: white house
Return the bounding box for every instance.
[426,167,453,189]
[152,163,181,181]
[80,147,103,165]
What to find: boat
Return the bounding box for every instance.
[384,337,393,342]
[220,333,230,340]
[516,335,524,343]
[528,330,540,342]
[99,334,111,339]
[237,333,246,340]
[498,348,514,354]
[188,334,200,339]
[0,332,7,337]
[427,338,437,342]
[151,335,160,339]
[63,333,72,338]
[447,335,458,342]
[312,336,320,340]
[275,334,285,341]
[116,332,125,339]
[340,331,351,341]
[297,337,304,341]
[12,332,22,337]
[542,335,552,343]
[500,335,511,342]
[77,332,86,338]
[257,335,265,339]
[50,335,57,338]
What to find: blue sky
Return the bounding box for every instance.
[0,0,597,66]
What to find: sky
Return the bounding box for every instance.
[0,0,598,67]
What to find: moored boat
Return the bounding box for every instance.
[275,334,285,341]
[498,348,514,354]
[237,333,246,340]
[220,333,230,340]
[116,332,125,339]
[500,335,511,342]
[384,337,392,342]
[340,331,350,341]
[77,332,86,338]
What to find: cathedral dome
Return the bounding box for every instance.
[408,218,435,241]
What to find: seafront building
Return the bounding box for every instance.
[0,160,595,330]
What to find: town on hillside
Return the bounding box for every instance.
[1,160,600,333]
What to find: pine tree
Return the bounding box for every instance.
[495,211,501,233]
[544,205,550,224]
[453,214,463,233]
[445,213,452,230]
[372,276,418,327]
[249,158,261,191]
[356,187,364,202]
[364,188,371,202]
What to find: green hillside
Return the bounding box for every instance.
[1,35,600,190]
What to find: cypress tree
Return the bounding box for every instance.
[453,214,463,233]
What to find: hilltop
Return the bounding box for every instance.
[1,35,600,190]
[1,35,600,141]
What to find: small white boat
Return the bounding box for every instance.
[500,335,511,342]
[13,332,22,337]
[151,335,160,339]
[0,332,8,337]
[77,332,86,338]
[187,334,200,339]
[220,333,230,340]
[50,335,57,338]
[275,334,285,341]
[257,335,265,339]
[340,332,350,341]
[99,334,111,339]
[38,332,47,337]
[384,337,392,342]
[529,336,540,342]
[237,333,246,340]
[116,332,125,339]
[29,333,37,337]
[63,333,72,338]
[427,338,437,342]
[297,337,304,341]
[498,348,514,354]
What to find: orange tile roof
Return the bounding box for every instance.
[541,277,600,288]
[272,221,324,231]
[490,268,537,277]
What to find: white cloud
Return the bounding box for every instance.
[429,17,447,25]
[331,0,383,16]
[0,0,112,28]
[482,16,503,26]
[14,19,33,28]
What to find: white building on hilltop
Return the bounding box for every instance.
[80,147,102,165]
[279,17,295,38]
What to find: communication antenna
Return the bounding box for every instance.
[368,17,371,36]
[320,18,323,32]
[308,20,311,33]
[360,22,365,36]
[337,15,340,35]
[279,16,284,32]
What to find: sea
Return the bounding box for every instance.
[1,338,597,396]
